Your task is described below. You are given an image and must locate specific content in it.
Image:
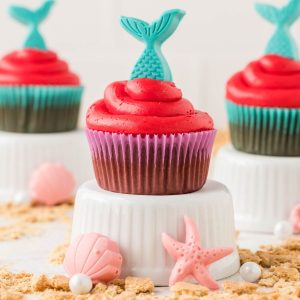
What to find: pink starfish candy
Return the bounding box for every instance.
[162,216,234,290]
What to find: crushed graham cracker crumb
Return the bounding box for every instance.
[39,290,74,300]
[259,266,299,287]
[170,282,209,297]
[114,291,136,300]
[48,243,69,265]
[223,281,258,295]
[91,282,107,294]
[125,277,154,294]
[238,248,262,265]
[0,203,72,241]
[0,269,33,294]
[0,222,40,241]
[105,284,123,297]
[0,289,24,300]
[31,274,51,292]
[49,275,70,292]
[0,203,72,224]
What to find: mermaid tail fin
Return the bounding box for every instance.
[120,9,185,80]
[9,0,55,49]
[120,9,185,45]
[255,0,300,25]
[255,0,300,59]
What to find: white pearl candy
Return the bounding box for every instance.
[274,221,293,240]
[69,273,93,295]
[240,262,261,283]
[12,191,30,205]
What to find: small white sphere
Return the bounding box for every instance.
[69,273,93,295]
[240,262,261,283]
[13,191,30,205]
[274,221,293,240]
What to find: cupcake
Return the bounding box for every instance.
[226,0,300,156]
[0,1,83,133]
[86,9,216,195]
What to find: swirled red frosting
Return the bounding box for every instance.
[0,49,80,85]
[226,55,300,108]
[87,78,214,134]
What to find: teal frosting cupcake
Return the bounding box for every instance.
[226,0,300,156]
[0,0,83,133]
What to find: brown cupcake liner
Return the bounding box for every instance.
[86,129,217,195]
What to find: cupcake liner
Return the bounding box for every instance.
[226,100,300,156]
[0,85,83,133]
[86,129,217,195]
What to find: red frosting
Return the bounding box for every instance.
[87,78,214,134]
[0,48,80,85]
[226,55,300,108]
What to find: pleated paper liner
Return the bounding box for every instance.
[0,85,83,133]
[86,129,217,195]
[226,100,300,156]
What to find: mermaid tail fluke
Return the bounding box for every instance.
[9,0,55,49]
[120,9,185,81]
[255,0,300,59]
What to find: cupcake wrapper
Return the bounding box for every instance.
[0,85,83,133]
[226,100,300,156]
[86,129,217,195]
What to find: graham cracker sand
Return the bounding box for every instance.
[48,242,69,265]
[1,191,300,299]
[0,203,72,224]
[0,203,72,241]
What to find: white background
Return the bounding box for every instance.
[0,0,298,128]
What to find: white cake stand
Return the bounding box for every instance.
[0,129,93,201]
[71,180,240,286]
[213,145,300,233]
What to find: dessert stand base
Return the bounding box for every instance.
[0,129,93,201]
[71,179,240,286]
[213,145,300,233]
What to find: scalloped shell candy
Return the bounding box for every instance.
[290,203,300,234]
[29,163,76,206]
[63,233,123,284]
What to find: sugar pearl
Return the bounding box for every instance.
[274,221,293,240]
[69,273,93,295]
[240,262,261,283]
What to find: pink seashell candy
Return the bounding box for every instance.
[29,163,76,206]
[290,203,300,234]
[63,233,123,284]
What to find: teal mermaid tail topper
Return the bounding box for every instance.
[255,0,300,59]
[9,0,55,50]
[120,9,185,81]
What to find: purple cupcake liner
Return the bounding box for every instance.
[86,129,217,195]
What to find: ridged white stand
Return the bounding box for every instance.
[213,145,300,233]
[71,180,240,286]
[0,129,93,201]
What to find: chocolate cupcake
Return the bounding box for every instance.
[86,9,216,195]
[0,1,83,133]
[226,0,300,156]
